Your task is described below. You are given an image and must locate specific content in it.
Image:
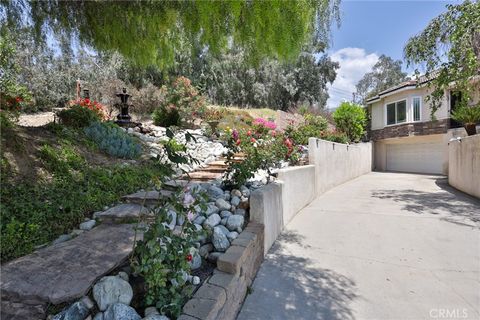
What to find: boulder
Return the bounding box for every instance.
[79,220,96,231]
[53,297,94,320]
[103,303,140,320]
[212,227,230,252]
[215,198,231,211]
[93,276,133,311]
[203,214,221,229]
[226,215,244,232]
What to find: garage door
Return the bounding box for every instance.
[386,142,444,174]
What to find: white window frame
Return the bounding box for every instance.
[384,99,407,126]
[412,96,422,122]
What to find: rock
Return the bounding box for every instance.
[165,210,176,230]
[223,192,231,201]
[193,215,206,225]
[103,303,140,320]
[144,315,170,320]
[93,276,133,311]
[79,220,96,231]
[230,205,236,212]
[192,276,201,285]
[235,209,246,216]
[207,186,224,200]
[93,313,104,320]
[230,196,240,207]
[227,231,239,241]
[176,215,185,226]
[52,234,72,245]
[117,272,129,282]
[205,203,219,216]
[199,244,214,258]
[226,215,244,232]
[220,218,227,226]
[212,227,230,252]
[216,225,230,235]
[70,229,84,236]
[220,210,232,219]
[189,251,202,270]
[240,185,250,197]
[231,189,242,197]
[144,307,159,317]
[215,198,231,211]
[53,296,94,320]
[203,213,221,229]
[207,252,222,263]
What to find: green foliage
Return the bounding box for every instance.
[84,122,142,159]
[319,130,349,144]
[152,77,205,127]
[57,104,103,128]
[333,102,367,143]
[132,188,208,318]
[0,143,165,261]
[404,1,480,118]
[285,114,328,145]
[451,104,480,125]
[4,0,340,67]
[354,54,408,104]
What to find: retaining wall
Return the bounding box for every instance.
[448,134,480,199]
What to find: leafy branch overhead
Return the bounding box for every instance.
[404,1,480,117]
[2,0,340,67]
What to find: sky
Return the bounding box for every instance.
[326,0,461,109]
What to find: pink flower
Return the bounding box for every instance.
[232,129,239,141]
[187,211,195,222]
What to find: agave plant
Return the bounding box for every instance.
[451,104,480,136]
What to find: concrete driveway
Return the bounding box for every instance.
[237,172,480,320]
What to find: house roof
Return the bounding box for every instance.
[365,71,439,104]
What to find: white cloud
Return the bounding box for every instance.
[327,48,379,109]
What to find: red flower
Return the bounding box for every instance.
[247,130,252,136]
[186,254,193,262]
[236,139,242,146]
[15,97,22,103]
[250,137,256,143]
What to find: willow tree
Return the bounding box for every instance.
[1,0,340,68]
[404,1,480,117]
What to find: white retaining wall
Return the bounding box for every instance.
[448,134,480,199]
[251,139,373,254]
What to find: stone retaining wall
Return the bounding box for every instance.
[178,222,264,320]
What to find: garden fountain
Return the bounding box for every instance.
[114,88,135,127]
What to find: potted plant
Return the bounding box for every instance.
[451,104,480,136]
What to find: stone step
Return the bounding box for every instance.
[122,190,173,205]
[95,203,150,223]
[163,179,189,190]
[0,224,141,319]
[185,171,224,182]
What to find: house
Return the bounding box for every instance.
[366,75,479,175]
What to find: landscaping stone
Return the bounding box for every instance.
[231,189,242,198]
[235,208,246,216]
[189,251,202,270]
[230,196,240,207]
[192,276,201,285]
[215,198,231,211]
[240,186,250,197]
[95,204,149,223]
[193,215,206,225]
[52,296,94,320]
[144,307,159,317]
[227,231,239,241]
[176,214,185,226]
[93,276,134,311]
[144,315,170,320]
[220,210,232,219]
[212,227,230,252]
[166,210,177,230]
[103,303,141,320]
[207,252,222,263]
[122,190,173,205]
[216,225,230,236]
[199,243,214,258]
[205,203,219,216]
[117,272,129,282]
[226,215,244,232]
[79,220,96,231]
[203,213,221,229]
[224,192,231,201]
[207,186,224,200]
[71,229,84,236]
[220,218,227,226]
[93,313,104,320]
[52,234,72,245]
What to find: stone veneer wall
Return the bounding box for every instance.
[178,222,264,320]
[370,119,449,141]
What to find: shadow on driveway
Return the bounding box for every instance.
[371,177,480,226]
[238,230,357,320]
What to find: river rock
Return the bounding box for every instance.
[231,189,242,198]
[227,231,239,241]
[207,186,224,200]
[215,198,231,211]
[220,210,232,219]
[193,215,206,225]
[205,203,219,216]
[207,252,222,263]
[230,196,240,207]
[53,297,94,320]
[189,251,202,270]
[212,226,230,252]
[240,185,250,197]
[199,243,214,258]
[203,213,221,229]
[103,303,140,320]
[226,215,244,232]
[234,209,246,216]
[93,276,133,311]
[79,220,96,231]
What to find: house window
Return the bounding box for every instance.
[386,100,407,125]
[413,97,421,121]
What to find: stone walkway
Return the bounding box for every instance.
[237,173,480,320]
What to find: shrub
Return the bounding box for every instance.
[152,77,205,127]
[57,99,107,128]
[84,122,142,159]
[285,114,328,145]
[451,104,480,125]
[333,102,367,142]
[132,83,167,114]
[320,130,349,144]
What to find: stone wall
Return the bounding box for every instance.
[179,222,264,320]
[448,134,480,199]
[370,119,449,141]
